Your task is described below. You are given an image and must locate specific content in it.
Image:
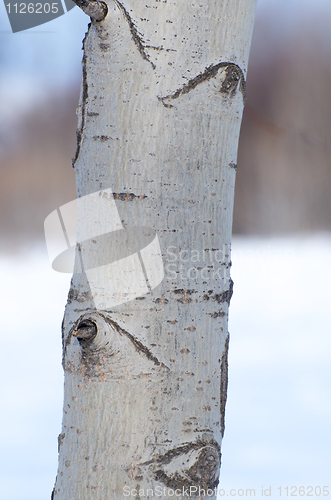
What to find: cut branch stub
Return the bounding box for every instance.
[73,0,108,22]
[73,319,97,344]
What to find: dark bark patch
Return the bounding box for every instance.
[167,319,178,325]
[61,318,65,345]
[99,42,110,51]
[180,347,190,354]
[209,310,225,319]
[184,325,196,332]
[177,297,192,304]
[155,297,169,304]
[72,24,91,168]
[220,334,230,438]
[213,279,234,305]
[93,134,112,141]
[172,289,196,304]
[57,433,65,452]
[145,44,176,52]
[113,192,147,201]
[67,287,93,305]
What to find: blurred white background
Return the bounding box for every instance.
[0,0,330,499]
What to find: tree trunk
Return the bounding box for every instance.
[52,1,257,498]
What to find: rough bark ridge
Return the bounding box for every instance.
[53,1,257,498]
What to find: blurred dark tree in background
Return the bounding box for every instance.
[234,12,331,234]
[0,4,330,251]
[0,90,77,250]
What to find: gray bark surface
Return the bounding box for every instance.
[53,1,257,498]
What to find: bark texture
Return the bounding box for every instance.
[53,1,257,498]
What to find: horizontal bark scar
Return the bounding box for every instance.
[158,62,246,107]
[113,0,156,70]
[113,192,147,201]
[93,135,112,141]
[145,45,177,52]
[140,441,218,466]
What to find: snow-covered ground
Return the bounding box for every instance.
[222,235,331,498]
[0,235,330,500]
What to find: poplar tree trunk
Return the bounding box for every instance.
[52,1,257,498]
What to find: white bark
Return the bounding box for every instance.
[53,1,257,498]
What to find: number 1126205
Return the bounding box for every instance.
[6,3,59,14]
[278,486,329,497]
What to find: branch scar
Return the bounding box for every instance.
[158,62,246,106]
[113,0,156,70]
[99,313,170,370]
